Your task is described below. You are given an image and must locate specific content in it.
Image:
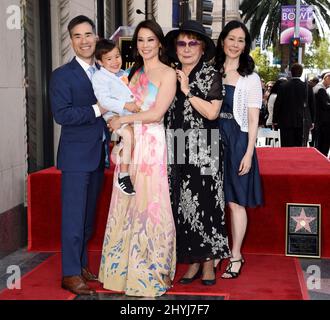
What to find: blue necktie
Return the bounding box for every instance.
[87,66,96,81]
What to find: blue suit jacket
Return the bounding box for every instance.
[50,58,109,172]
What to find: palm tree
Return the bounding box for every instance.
[240,0,330,48]
[240,0,330,70]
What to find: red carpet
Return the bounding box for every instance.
[27,148,330,257]
[0,252,308,300]
[246,148,330,257]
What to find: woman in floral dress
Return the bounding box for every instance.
[164,20,230,286]
[99,20,177,297]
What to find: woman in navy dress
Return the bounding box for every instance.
[215,20,263,278]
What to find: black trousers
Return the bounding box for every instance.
[316,125,330,157]
[280,127,303,147]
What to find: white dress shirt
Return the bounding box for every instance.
[75,56,101,118]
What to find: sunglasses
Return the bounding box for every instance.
[176,40,201,48]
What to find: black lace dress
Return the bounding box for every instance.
[165,60,231,263]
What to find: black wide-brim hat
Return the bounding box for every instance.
[165,20,216,62]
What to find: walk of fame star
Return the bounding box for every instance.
[291,208,316,233]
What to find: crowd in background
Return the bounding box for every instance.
[258,66,330,158]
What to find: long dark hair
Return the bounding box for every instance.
[215,20,255,77]
[128,20,169,81]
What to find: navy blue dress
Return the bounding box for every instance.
[218,85,263,208]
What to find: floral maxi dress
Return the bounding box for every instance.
[99,68,176,297]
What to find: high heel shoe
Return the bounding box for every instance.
[221,257,245,279]
[201,276,216,286]
[179,267,202,284]
[201,267,217,286]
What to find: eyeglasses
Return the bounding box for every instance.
[176,40,201,48]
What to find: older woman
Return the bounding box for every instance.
[215,20,263,279]
[164,20,230,286]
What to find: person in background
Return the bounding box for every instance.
[259,81,274,127]
[264,81,275,101]
[273,63,315,147]
[308,76,319,88]
[215,20,263,279]
[308,76,320,147]
[313,71,330,157]
[266,78,287,129]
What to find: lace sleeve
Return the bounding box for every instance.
[206,71,223,101]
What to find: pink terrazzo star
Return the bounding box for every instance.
[292,208,316,233]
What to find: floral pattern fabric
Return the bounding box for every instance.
[99,68,176,297]
[165,61,230,263]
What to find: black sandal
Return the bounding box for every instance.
[221,258,245,279]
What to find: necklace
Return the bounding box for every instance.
[221,66,238,97]
[222,84,226,97]
[222,69,238,79]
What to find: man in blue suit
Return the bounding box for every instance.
[50,15,109,295]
